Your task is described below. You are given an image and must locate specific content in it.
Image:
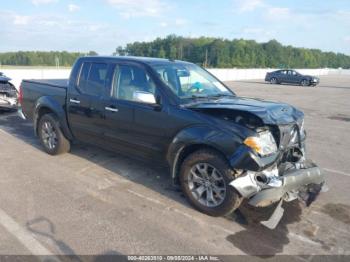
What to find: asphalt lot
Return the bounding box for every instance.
[0,75,349,258]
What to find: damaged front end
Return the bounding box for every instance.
[0,73,18,110]
[186,96,325,228]
[230,122,326,229]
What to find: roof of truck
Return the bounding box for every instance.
[79,56,192,65]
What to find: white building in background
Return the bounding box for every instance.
[1,67,349,90]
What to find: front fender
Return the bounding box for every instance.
[167,125,242,180]
[34,96,73,140]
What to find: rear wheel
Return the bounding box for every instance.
[38,113,70,155]
[270,77,278,84]
[179,150,242,217]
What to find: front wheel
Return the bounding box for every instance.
[300,79,309,86]
[179,150,242,217]
[38,113,70,155]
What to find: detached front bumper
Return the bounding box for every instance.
[248,163,324,207]
[230,161,325,229]
[0,82,18,110]
[0,96,17,110]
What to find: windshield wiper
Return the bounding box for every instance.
[207,93,235,99]
[183,93,234,101]
[183,94,210,100]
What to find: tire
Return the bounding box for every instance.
[38,113,70,155]
[179,149,242,217]
[300,79,309,86]
[270,77,278,84]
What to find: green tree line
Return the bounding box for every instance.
[115,35,350,69]
[1,36,349,68]
[0,51,98,67]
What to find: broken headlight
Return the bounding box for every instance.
[244,130,277,156]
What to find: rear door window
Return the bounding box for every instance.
[78,62,108,96]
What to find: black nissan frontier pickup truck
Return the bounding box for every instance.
[19,56,325,229]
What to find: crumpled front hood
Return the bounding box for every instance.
[187,96,304,125]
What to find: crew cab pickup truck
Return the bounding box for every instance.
[20,56,325,229]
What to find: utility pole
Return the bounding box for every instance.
[179,43,183,60]
[204,48,208,68]
[55,56,59,68]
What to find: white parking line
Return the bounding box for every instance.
[127,189,225,228]
[288,233,322,247]
[126,188,325,249]
[0,208,58,258]
[127,189,167,206]
[323,168,350,177]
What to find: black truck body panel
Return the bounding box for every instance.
[20,57,325,228]
[21,56,309,171]
[21,79,73,140]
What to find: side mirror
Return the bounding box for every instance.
[133,91,157,104]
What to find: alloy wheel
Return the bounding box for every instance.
[187,163,226,207]
[41,121,58,150]
[301,80,308,86]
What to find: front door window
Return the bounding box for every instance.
[112,64,156,102]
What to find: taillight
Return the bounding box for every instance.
[18,85,23,105]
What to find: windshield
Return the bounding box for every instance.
[151,63,234,100]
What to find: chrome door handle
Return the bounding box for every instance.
[105,107,119,112]
[69,99,80,104]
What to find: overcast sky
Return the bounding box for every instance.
[0,0,349,55]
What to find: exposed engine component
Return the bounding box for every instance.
[193,108,263,129]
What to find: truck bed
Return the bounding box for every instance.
[21,79,68,121]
